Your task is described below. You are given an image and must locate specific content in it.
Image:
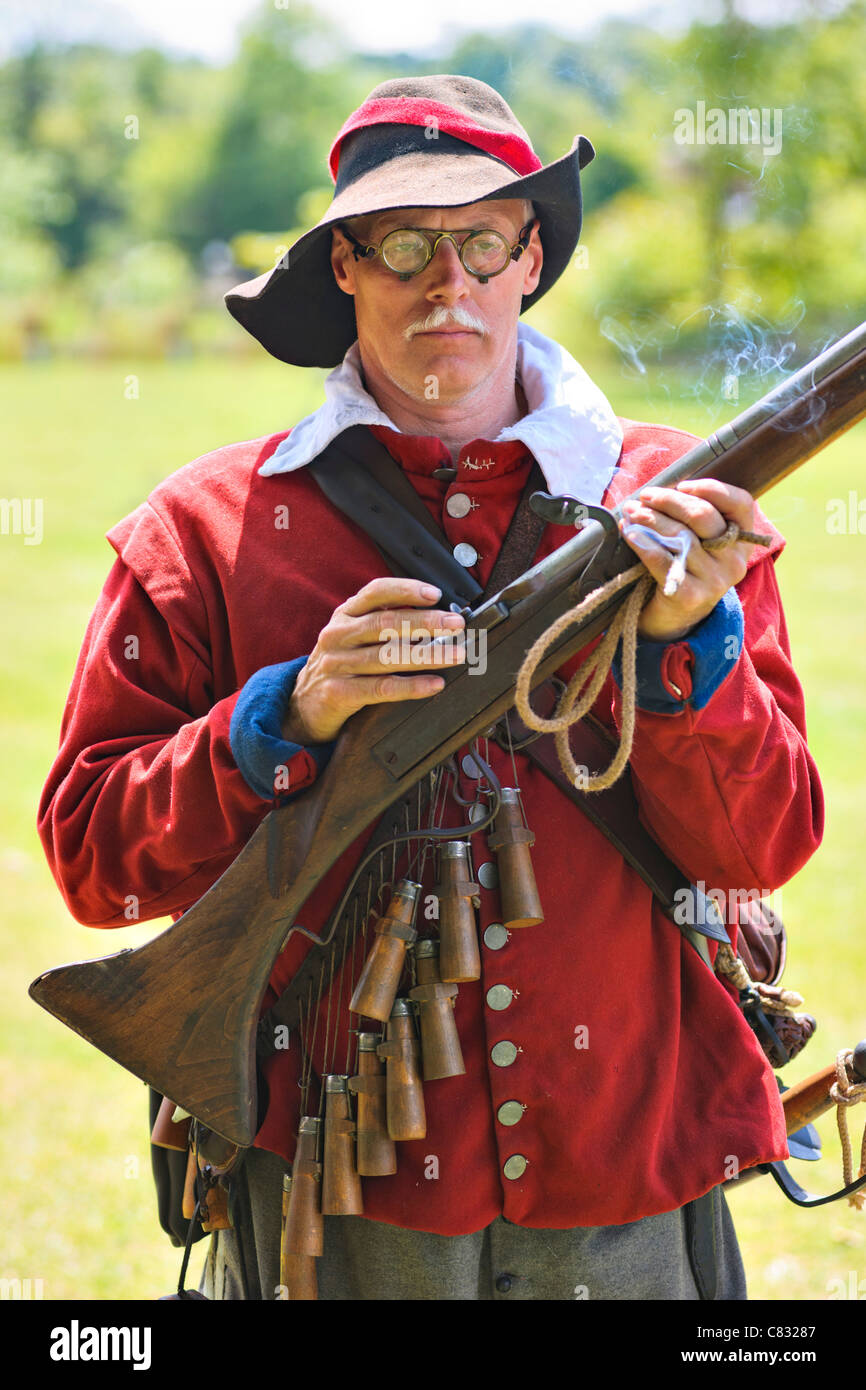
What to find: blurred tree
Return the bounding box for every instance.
[132,48,169,112]
[186,1,367,245]
[1,1,865,359]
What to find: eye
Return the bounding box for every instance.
[462,231,510,274]
[380,230,429,274]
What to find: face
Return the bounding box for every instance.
[330,199,543,413]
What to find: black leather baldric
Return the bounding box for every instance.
[309,425,484,611]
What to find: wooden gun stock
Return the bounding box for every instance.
[29,320,866,1147]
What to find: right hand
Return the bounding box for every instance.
[281,578,466,745]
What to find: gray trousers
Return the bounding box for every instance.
[199,1148,747,1301]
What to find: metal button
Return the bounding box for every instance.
[495,1274,513,1294]
[477,861,499,890]
[469,802,488,824]
[461,753,482,778]
[433,467,458,481]
[453,542,478,568]
[497,1101,525,1127]
[484,923,509,950]
[503,1154,528,1181]
[446,492,472,518]
[491,1041,518,1067]
[486,984,513,1011]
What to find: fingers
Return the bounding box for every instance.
[674,478,757,534]
[624,481,755,543]
[622,481,756,580]
[317,632,468,680]
[288,578,468,743]
[618,481,758,642]
[336,577,465,650]
[315,670,450,709]
[339,577,447,618]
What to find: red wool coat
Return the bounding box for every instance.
[38,420,823,1232]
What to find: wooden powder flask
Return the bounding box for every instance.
[486,788,544,929]
[150,1094,190,1151]
[320,1075,364,1216]
[436,841,481,983]
[348,1032,397,1175]
[409,941,465,1081]
[349,880,421,1022]
[200,1181,232,1233]
[284,1115,324,1256]
[280,1174,318,1301]
[377,999,427,1141]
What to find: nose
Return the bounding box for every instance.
[423,236,471,304]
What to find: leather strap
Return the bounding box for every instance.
[309,423,548,608]
[762,1160,866,1208]
[310,424,483,611]
[684,1189,719,1300]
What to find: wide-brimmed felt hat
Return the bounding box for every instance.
[225,75,595,367]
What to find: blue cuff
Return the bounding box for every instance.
[612,588,744,714]
[229,657,335,801]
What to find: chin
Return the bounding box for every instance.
[416,369,487,404]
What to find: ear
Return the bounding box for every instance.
[520,218,543,298]
[330,228,357,298]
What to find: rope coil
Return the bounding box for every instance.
[515,521,772,791]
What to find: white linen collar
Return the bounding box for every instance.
[260,322,623,505]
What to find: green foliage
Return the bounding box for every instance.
[1,1,866,361]
[185,2,367,246]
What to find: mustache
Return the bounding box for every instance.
[403,306,488,341]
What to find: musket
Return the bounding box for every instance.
[30,320,866,1148]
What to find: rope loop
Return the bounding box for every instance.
[514,521,771,792]
[830,1048,866,1210]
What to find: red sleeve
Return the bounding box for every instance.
[611,549,824,897]
[37,559,319,927]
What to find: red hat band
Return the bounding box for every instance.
[329,96,543,184]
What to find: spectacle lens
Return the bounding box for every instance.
[460,231,511,276]
[380,229,430,274]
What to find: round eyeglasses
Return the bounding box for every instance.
[340,221,534,283]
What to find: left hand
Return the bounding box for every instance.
[620,478,758,642]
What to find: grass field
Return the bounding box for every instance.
[1,349,865,1303]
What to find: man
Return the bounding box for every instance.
[38,76,822,1300]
